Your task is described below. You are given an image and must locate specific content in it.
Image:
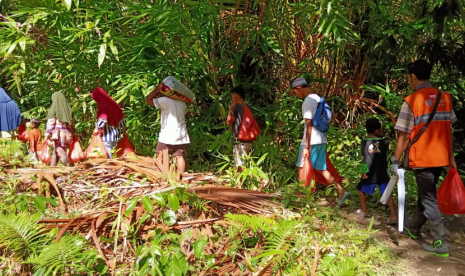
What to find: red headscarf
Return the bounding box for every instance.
[91,87,124,127]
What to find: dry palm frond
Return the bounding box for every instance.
[2,155,281,271]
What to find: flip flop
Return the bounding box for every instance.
[337,191,351,207]
[386,219,398,226]
[354,209,371,218]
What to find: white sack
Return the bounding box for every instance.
[162,76,195,101]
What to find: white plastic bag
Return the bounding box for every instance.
[380,169,405,232]
[380,174,398,205]
[397,169,405,232]
[162,76,195,102]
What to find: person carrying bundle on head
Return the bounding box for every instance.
[145,76,195,176]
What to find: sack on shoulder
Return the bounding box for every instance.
[237,105,260,141]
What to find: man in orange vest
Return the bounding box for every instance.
[391,59,457,257]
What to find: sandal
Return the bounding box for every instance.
[354,209,371,218]
[337,191,351,207]
[386,219,398,226]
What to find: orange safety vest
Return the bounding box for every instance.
[404,87,453,168]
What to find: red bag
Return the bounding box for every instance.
[85,134,108,159]
[68,136,85,163]
[237,104,260,141]
[17,121,28,143]
[37,139,51,164]
[115,135,136,157]
[314,155,342,185]
[303,157,316,194]
[438,169,465,215]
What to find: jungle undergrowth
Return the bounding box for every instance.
[0,142,408,276]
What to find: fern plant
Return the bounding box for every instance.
[224,214,276,232]
[253,219,301,270]
[25,235,99,276]
[0,212,46,260]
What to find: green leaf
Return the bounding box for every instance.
[325,186,333,196]
[367,216,375,231]
[33,196,46,213]
[194,237,208,259]
[162,210,176,226]
[124,198,138,216]
[109,40,119,59]
[64,0,72,10]
[251,249,286,260]
[206,255,215,267]
[141,196,154,214]
[168,193,180,211]
[6,41,17,56]
[98,44,107,68]
[33,196,58,213]
[256,153,268,166]
[18,38,26,52]
[152,192,165,206]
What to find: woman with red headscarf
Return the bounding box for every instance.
[91,87,125,158]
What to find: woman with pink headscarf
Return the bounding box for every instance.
[91,87,125,158]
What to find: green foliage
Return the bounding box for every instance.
[25,235,100,276]
[0,212,100,275]
[131,230,188,276]
[0,212,45,260]
[1,0,465,274]
[33,196,58,214]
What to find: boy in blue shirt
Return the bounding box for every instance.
[356,118,397,224]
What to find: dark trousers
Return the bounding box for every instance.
[412,167,443,227]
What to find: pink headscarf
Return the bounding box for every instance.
[91,87,124,127]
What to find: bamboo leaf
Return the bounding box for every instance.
[109,39,119,59]
[97,44,107,68]
[64,0,72,11]
[18,38,26,52]
[6,41,17,56]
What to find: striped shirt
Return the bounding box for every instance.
[96,118,125,142]
[395,83,457,133]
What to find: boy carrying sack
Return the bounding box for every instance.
[356,118,397,224]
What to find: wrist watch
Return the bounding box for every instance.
[393,159,399,165]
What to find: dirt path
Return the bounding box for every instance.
[343,210,465,276]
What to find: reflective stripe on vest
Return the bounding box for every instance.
[414,111,451,125]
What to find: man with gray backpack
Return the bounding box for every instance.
[290,77,350,206]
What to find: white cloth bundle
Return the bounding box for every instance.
[162,76,195,102]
